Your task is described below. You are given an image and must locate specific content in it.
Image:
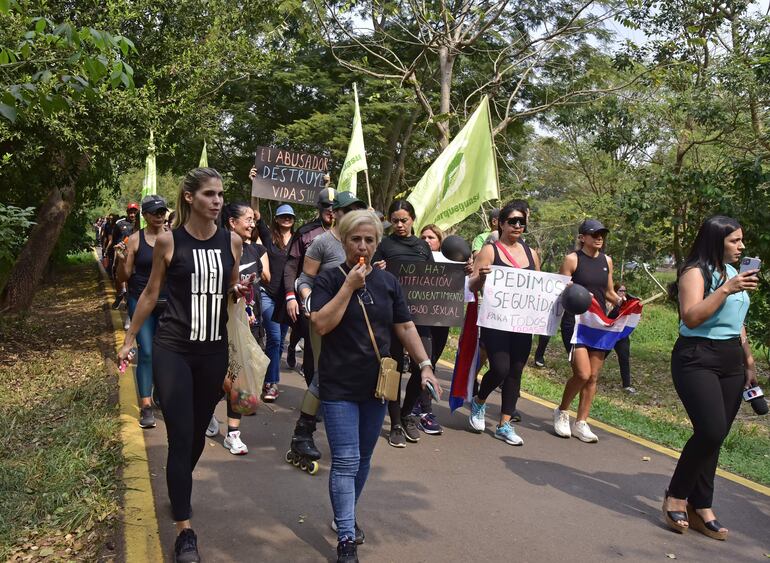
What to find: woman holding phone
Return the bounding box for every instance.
[662,216,758,540]
[118,168,250,563]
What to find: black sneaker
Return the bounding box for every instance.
[174,529,200,563]
[534,357,545,368]
[336,539,358,563]
[388,425,406,448]
[139,406,156,428]
[401,415,420,442]
[112,289,126,310]
[331,520,365,545]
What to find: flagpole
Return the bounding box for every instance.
[485,96,501,203]
[363,169,372,208]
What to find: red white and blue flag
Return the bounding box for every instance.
[570,296,643,351]
[449,296,481,412]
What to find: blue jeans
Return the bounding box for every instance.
[260,290,288,384]
[127,295,160,399]
[322,398,387,542]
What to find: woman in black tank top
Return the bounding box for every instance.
[552,219,624,444]
[118,168,250,563]
[467,202,541,446]
[114,195,169,429]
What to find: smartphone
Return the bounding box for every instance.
[240,272,257,285]
[740,257,761,274]
[425,380,440,402]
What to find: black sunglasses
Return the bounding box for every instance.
[276,214,295,220]
[505,217,526,228]
[145,208,167,217]
[319,202,333,209]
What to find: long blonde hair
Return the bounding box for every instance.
[172,167,222,229]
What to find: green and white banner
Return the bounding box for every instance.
[139,131,157,228]
[199,139,208,167]
[408,96,499,232]
[337,83,367,196]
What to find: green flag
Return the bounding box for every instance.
[337,83,367,196]
[199,139,208,167]
[139,131,157,229]
[408,96,499,232]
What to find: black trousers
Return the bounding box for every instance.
[667,336,744,509]
[388,325,432,421]
[477,328,533,416]
[611,336,631,388]
[153,344,228,521]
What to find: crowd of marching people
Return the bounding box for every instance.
[106,166,761,563]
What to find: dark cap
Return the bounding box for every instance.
[141,194,167,214]
[332,191,366,210]
[579,219,609,235]
[317,187,336,207]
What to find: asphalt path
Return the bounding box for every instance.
[141,357,770,562]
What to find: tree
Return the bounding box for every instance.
[0,2,138,313]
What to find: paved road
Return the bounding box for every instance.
[141,360,770,562]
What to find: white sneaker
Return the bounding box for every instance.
[553,407,571,438]
[469,398,487,432]
[124,316,131,330]
[223,430,248,455]
[205,415,219,437]
[571,420,598,443]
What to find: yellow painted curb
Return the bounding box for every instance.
[437,358,770,497]
[94,250,163,562]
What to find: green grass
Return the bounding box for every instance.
[443,302,770,485]
[0,262,122,560]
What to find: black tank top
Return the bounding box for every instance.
[571,249,609,310]
[128,230,152,299]
[492,241,535,270]
[154,226,235,354]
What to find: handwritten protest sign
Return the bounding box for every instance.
[387,261,466,327]
[251,146,330,205]
[477,267,570,335]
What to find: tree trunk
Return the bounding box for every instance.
[0,154,87,314]
[436,45,455,150]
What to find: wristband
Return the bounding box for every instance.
[418,359,433,370]
[285,291,296,302]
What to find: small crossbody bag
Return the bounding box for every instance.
[338,266,399,401]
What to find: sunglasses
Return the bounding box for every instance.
[390,217,411,225]
[319,202,333,209]
[505,217,526,228]
[277,214,295,220]
[145,209,167,217]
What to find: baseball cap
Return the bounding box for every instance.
[317,187,336,207]
[127,202,140,212]
[332,191,366,210]
[141,194,167,214]
[579,219,609,235]
[275,204,295,217]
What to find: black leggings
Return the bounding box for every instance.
[153,344,228,521]
[610,336,631,388]
[667,336,744,509]
[388,325,432,422]
[477,328,533,416]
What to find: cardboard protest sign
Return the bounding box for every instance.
[251,146,330,205]
[477,267,571,335]
[387,261,467,327]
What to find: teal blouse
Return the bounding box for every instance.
[679,264,749,339]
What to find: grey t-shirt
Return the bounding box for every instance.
[296,230,345,294]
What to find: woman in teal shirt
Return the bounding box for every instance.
[662,216,759,541]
